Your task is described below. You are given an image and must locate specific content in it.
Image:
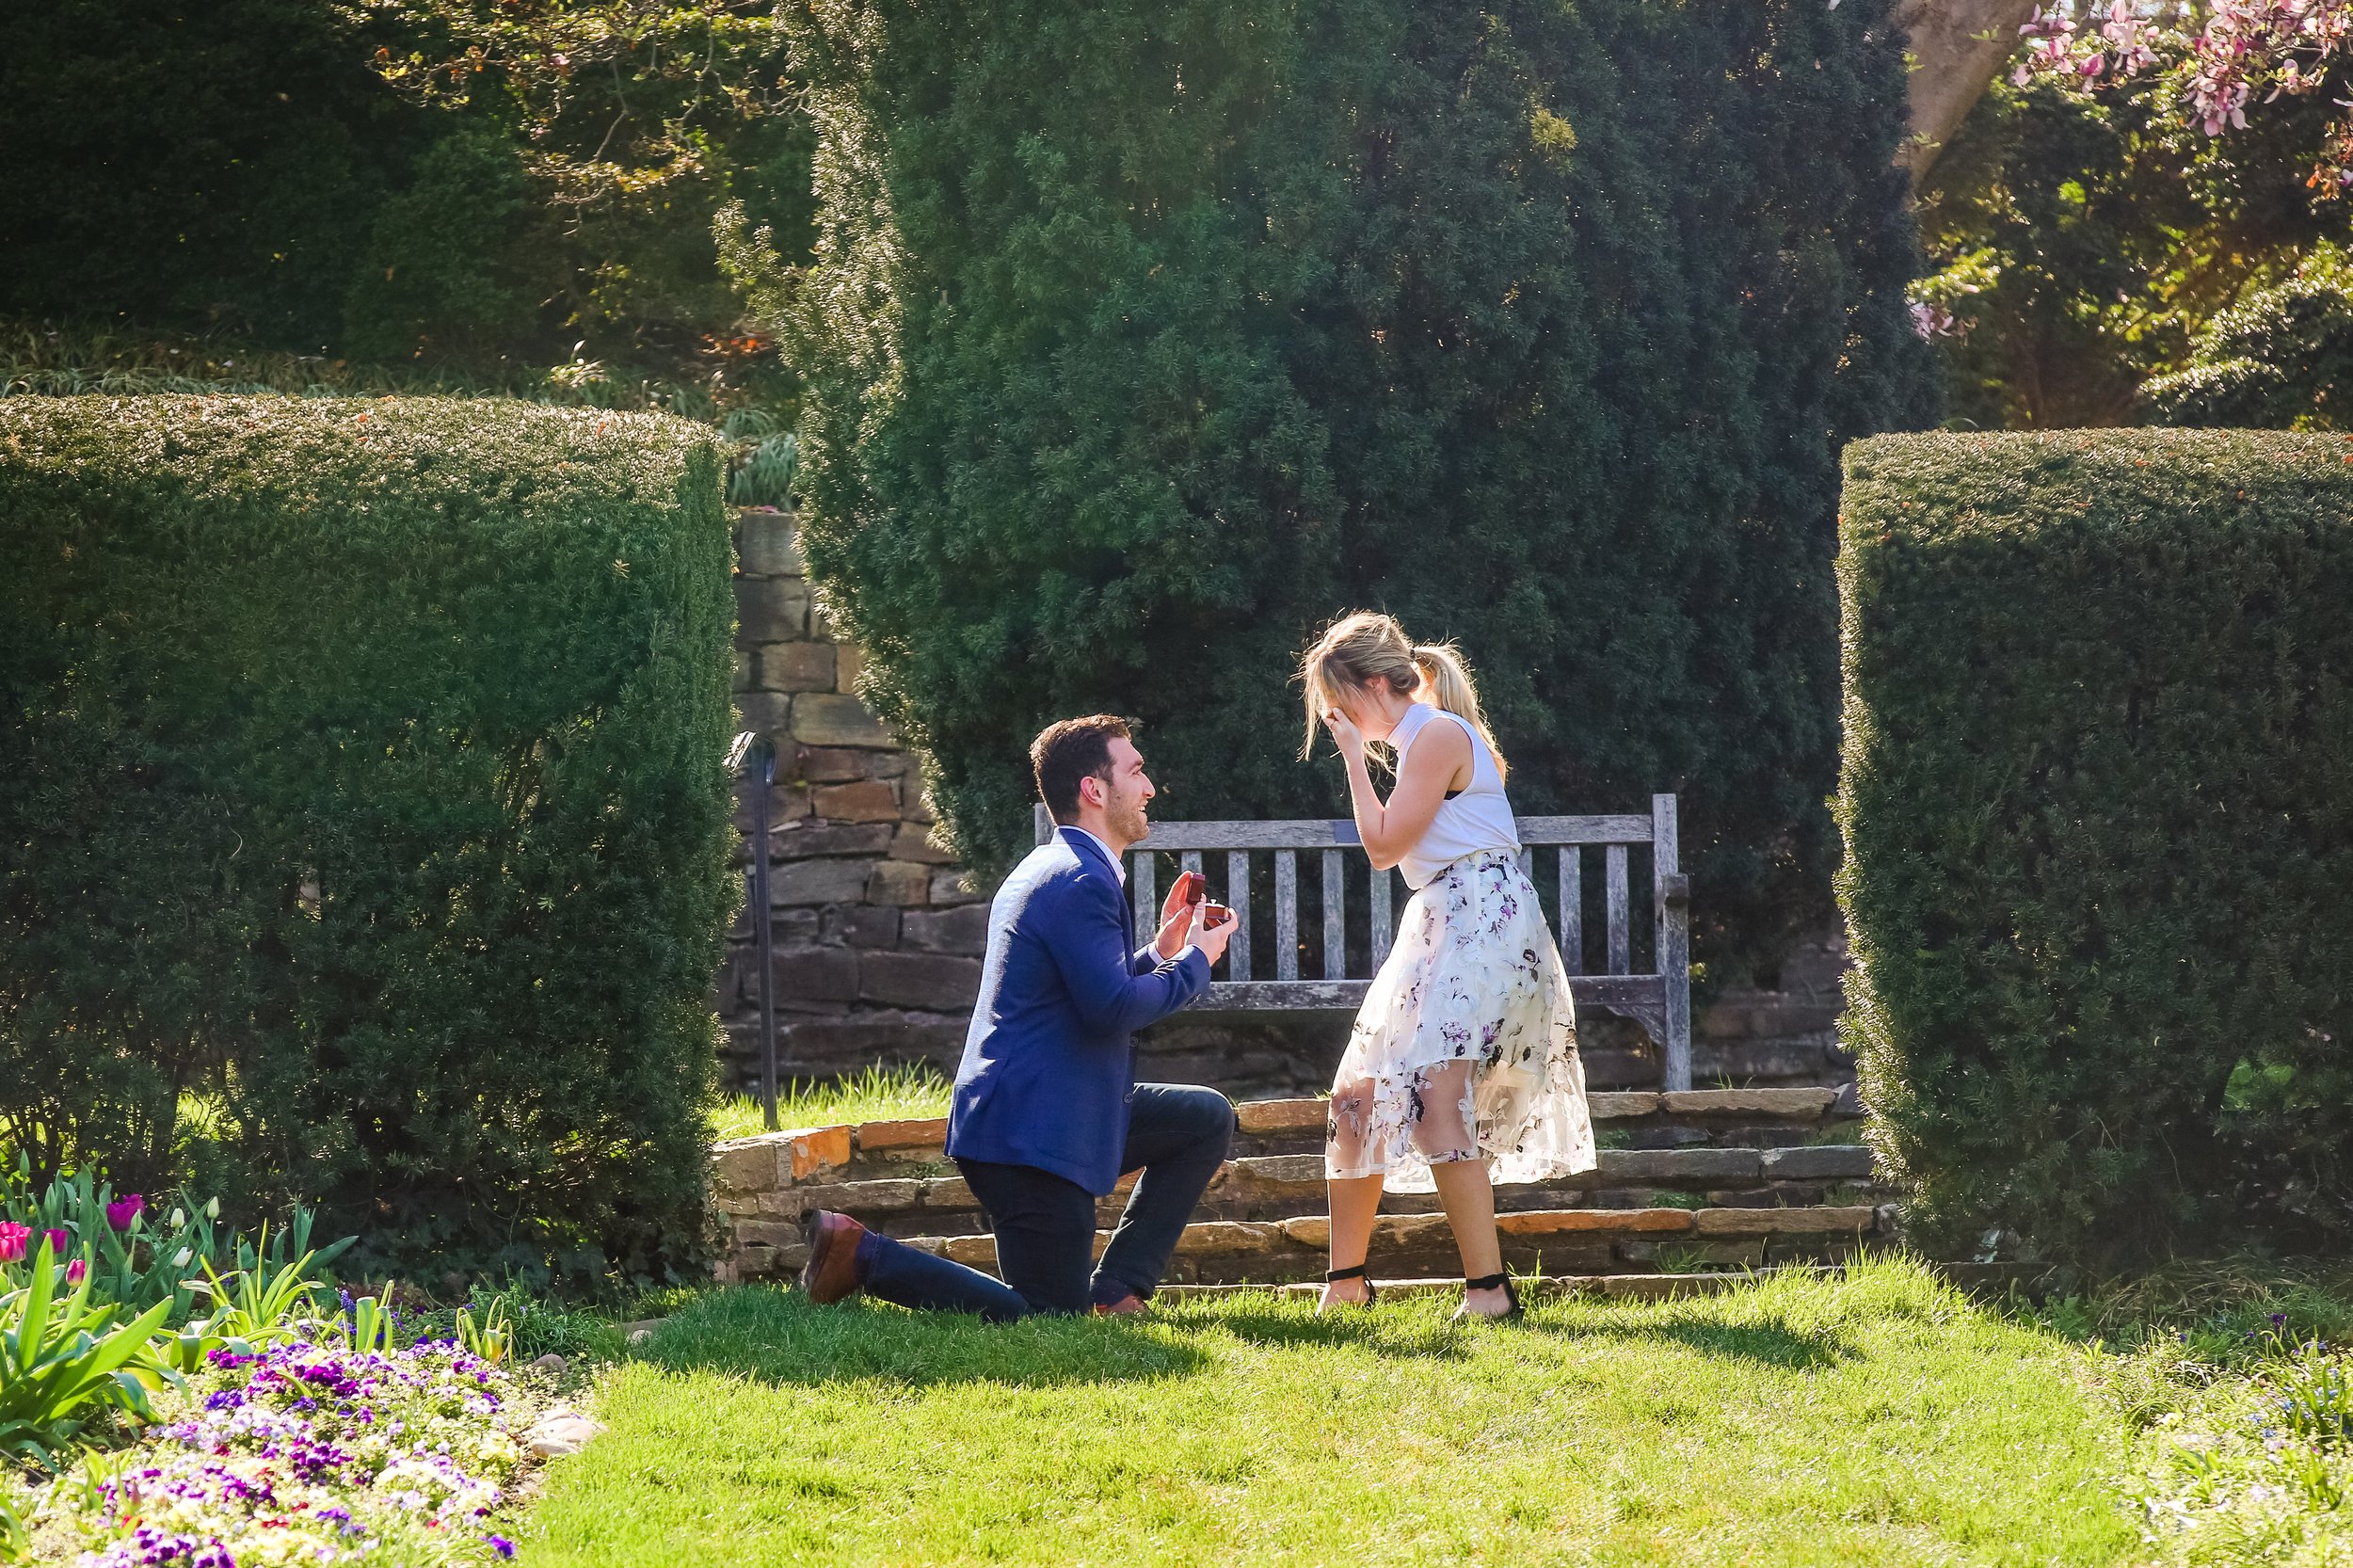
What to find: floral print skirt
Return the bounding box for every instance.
[1325,848,1595,1192]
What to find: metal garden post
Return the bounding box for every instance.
[728,730,781,1130]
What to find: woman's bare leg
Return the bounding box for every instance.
[1428,1160,1511,1317]
[1321,1176,1385,1307]
[1411,1062,1513,1319]
[1322,1083,1384,1309]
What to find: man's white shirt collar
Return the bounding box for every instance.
[1068,824,1127,885]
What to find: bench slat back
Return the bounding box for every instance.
[1032,795,1679,981]
[1097,813,1655,851]
[1031,792,1691,1089]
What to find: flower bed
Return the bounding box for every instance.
[31,1336,551,1566]
[2118,1322,2353,1562]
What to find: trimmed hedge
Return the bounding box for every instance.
[1836,430,2353,1260]
[0,395,735,1283]
[778,0,1934,971]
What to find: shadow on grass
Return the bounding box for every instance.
[632,1284,1212,1388]
[639,1283,1856,1387]
[1630,1317,1857,1369]
[1527,1310,1858,1370]
[1166,1294,1476,1362]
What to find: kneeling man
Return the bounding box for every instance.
[799,714,1239,1319]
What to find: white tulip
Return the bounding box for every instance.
[173,1248,193,1268]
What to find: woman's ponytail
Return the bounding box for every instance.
[1413,643,1508,781]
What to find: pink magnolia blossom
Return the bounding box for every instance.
[2015,0,2353,190]
[1910,299,1961,340]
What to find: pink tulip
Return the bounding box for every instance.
[0,1222,25,1263]
[65,1259,87,1286]
[104,1193,144,1231]
[43,1229,68,1258]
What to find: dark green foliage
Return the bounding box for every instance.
[342,128,537,362]
[779,0,1933,972]
[1836,431,2353,1261]
[0,0,429,346]
[0,396,736,1283]
[2149,248,2353,429]
[1917,76,2349,430]
[0,0,816,413]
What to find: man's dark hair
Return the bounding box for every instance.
[1032,714,1133,823]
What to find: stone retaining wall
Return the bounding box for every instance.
[720,507,1856,1096]
[710,1086,1887,1286]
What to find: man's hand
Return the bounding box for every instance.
[1156,869,1216,959]
[1188,902,1239,966]
[1154,903,1193,960]
[1156,870,1202,957]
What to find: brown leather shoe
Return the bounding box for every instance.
[798,1209,868,1305]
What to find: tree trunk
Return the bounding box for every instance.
[1893,0,2041,181]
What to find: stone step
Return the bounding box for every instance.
[1156,1272,1757,1303]
[1218,1144,1877,1198]
[720,1144,1885,1241]
[710,1090,1889,1287]
[726,1201,1889,1287]
[1164,1260,2057,1305]
[712,1087,1866,1194]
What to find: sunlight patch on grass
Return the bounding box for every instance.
[706,1063,952,1141]
[520,1255,2137,1566]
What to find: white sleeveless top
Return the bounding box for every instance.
[1387,704,1520,889]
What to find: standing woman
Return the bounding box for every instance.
[1301,612,1594,1320]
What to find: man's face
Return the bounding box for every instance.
[1087,736,1157,848]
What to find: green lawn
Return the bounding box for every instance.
[519,1256,2141,1566]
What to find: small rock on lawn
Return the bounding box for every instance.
[528,1409,605,1458]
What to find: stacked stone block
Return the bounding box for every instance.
[722,509,988,1089]
[1689,925,1855,1088]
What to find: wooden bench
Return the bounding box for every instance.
[1032,794,1694,1089]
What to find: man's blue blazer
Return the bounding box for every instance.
[944,825,1210,1193]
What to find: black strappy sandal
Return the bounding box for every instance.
[1321,1263,1379,1308]
[1458,1271,1524,1322]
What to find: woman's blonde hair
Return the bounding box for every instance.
[1297,611,1508,781]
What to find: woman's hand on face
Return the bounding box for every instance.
[1322,705,1365,758]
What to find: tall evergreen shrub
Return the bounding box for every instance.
[1837,430,2353,1259]
[776,0,1934,969]
[0,396,735,1282]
